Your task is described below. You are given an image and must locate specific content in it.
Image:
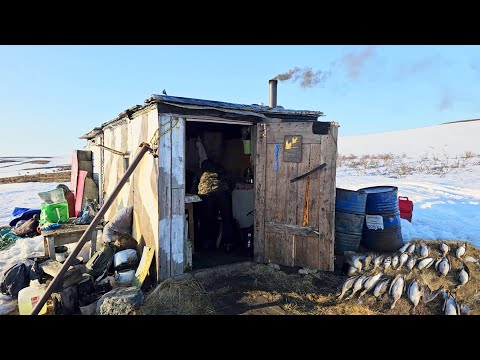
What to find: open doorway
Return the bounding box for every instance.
[185,120,255,270]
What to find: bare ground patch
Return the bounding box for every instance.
[140,240,480,315]
[0,171,71,184]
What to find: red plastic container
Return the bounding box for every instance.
[398,196,413,222]
[65,191,76,218]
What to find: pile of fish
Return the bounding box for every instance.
[337,272,443,314]
[338,241,475,315]
[344,242,473,280]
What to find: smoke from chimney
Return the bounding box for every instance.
[409,57,435,73]
[438,93,454,111]
[338,45,376,80]
[273,66,330,88]
[394,56,437,80]
[273,46,375,89]
[275,66,301,81]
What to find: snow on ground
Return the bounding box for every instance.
[337,120,480,247]
[337,168,480,247]
[0,182,66,225]
[0,182,64,314]
[0,154,71,179]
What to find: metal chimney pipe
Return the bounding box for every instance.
[269,79,278,108]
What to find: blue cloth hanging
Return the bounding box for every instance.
[274,143,280,172]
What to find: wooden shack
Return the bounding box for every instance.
[80,80,338,282]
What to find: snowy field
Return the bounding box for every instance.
[0,154,70,179]
[337,120,480,247]
[0,182,65,225]
[0,182,65,314]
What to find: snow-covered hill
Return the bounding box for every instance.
[337,120,480,247]
[339,120,480,158]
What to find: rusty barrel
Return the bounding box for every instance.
[359,186,404,252]
[334,188,367,254]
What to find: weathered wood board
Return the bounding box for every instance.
[132,246,155,288]
[254,121,338,271]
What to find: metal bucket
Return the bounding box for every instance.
[334,188,367,254]
[359,186,404,252]
[55,245,69,263]
[79,300,98,315]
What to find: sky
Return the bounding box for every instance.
[0,45,479,156]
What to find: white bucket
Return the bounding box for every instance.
[114,249,138,269]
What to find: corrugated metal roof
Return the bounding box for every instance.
[79,127,103,140]
[80,94,324,140]
[145,94,324,117]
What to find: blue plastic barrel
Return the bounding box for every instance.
[334,188,367,254]
[359,186,404,252]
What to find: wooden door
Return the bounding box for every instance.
[254,121,338,271]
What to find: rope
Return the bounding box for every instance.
[94,144,127,156]
[150,116,180,149]
[96,117,180,160]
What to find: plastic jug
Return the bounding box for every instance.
[18,280,47,315]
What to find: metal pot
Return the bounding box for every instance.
[55,245,69,263]
[115,269,135,285]
[79,300,98,315]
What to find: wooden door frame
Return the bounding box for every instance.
[159,116,257,280]
[253,121,338,270]
[158,114,186,281]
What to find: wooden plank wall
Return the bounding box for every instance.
[158,115,185,280]
[100,108,160,279]
[254,121,338,271]
[102,121,132,220]
[325,124,338,270]
[131,109,159,279]
[158,114,172,280]
[86,134,102,195]
[253,123,267,263]
[170,117,185,277]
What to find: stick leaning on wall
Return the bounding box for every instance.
[31,116,181,315]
